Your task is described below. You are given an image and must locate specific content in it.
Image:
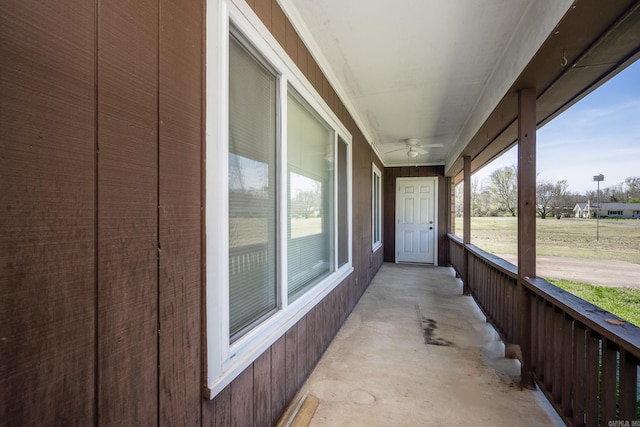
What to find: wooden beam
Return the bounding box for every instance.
[517,88,536,278]
[517,88,536,388]
[462,156,471,295]
[463,156,471,245]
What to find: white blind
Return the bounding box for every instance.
[287,88,334,300]
[228,33,277,340]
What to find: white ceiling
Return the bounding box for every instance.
[280,0,573,169]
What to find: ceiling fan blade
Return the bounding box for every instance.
[385,147,409,154]
[419,143,443,148]
[415,147,428,154]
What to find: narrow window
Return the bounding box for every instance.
[337,137,349,267]
[372,164,382,250]
[228,33,278,341]
[287,87,334,300]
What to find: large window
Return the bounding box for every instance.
[372,164,382,251]
[205,3,352,398]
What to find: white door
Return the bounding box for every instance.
[396,178,436,264]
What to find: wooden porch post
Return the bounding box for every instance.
[517,88,536,388]
[518,88,536,280]
[462,155,471,295]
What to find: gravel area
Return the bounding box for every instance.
[497,254,640,289]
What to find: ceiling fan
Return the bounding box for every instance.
[385,138,444,158]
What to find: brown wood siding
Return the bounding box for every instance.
[0,1,97,425]
[158,0,203,424]
[383,166,447,265]
[2,0,383,425]
[97,1,159,424]
[270,336,287,425]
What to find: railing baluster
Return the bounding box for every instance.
[484,261,489,313]
[502,274,508,339]
[573,322,586,427]
[552,308,563,403]
[601,338,618,424]
[479,259,484,304]
[530,294,538,376]
[512,278,519,344]
[492,269,498,329]
[544,302,553,393]
[506,276,512,341]
[585,330,599,426]
[561,313,573,418]
[618,349,638,422]
[536,297,545,382]
[498,274,509,339]
[495,270,500,330]
[504,275,509,339]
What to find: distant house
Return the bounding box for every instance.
[573,201,592,218]
[574,201,640,218]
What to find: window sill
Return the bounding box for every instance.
[205,264,354,399]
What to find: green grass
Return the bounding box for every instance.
[454,217,640,264]
[547,279,640,327]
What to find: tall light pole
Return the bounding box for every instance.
[593,174,604,242]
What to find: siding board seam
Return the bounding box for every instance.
[156,0,161,425]
[94,1,100,424]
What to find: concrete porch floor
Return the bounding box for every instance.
[302,263,562,426]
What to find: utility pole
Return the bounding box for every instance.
[593,174,604,242]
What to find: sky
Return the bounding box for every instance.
[474,59,640,194]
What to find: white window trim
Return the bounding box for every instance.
[372,163,382,252]
[205,0,353,399]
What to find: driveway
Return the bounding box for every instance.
[496,254,640,289]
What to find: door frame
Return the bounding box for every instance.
[395,177,438,265]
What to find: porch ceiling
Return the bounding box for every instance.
[279,0,640,176]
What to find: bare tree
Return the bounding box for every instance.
[487,165,518,216]
[536,180,555,219]
[454,182,464,217]
[470,177,482,216]
[551,180,570,216]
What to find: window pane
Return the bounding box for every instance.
[228,33,277,340]
[287,87,334,300]
[372,167,382,246]
[290,172,322,238]
[337,137,348,267]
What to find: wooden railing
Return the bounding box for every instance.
[448,234,640,426]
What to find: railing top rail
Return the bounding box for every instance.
[524,276,640,359]
[466,244,519,280]
[448,233,463,246]
[448,234,519,280]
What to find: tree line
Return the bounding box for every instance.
[455,165,640,218]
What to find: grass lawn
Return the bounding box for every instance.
[548,279,640,327]
[454,216,640,326]
[454,216,640,265]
